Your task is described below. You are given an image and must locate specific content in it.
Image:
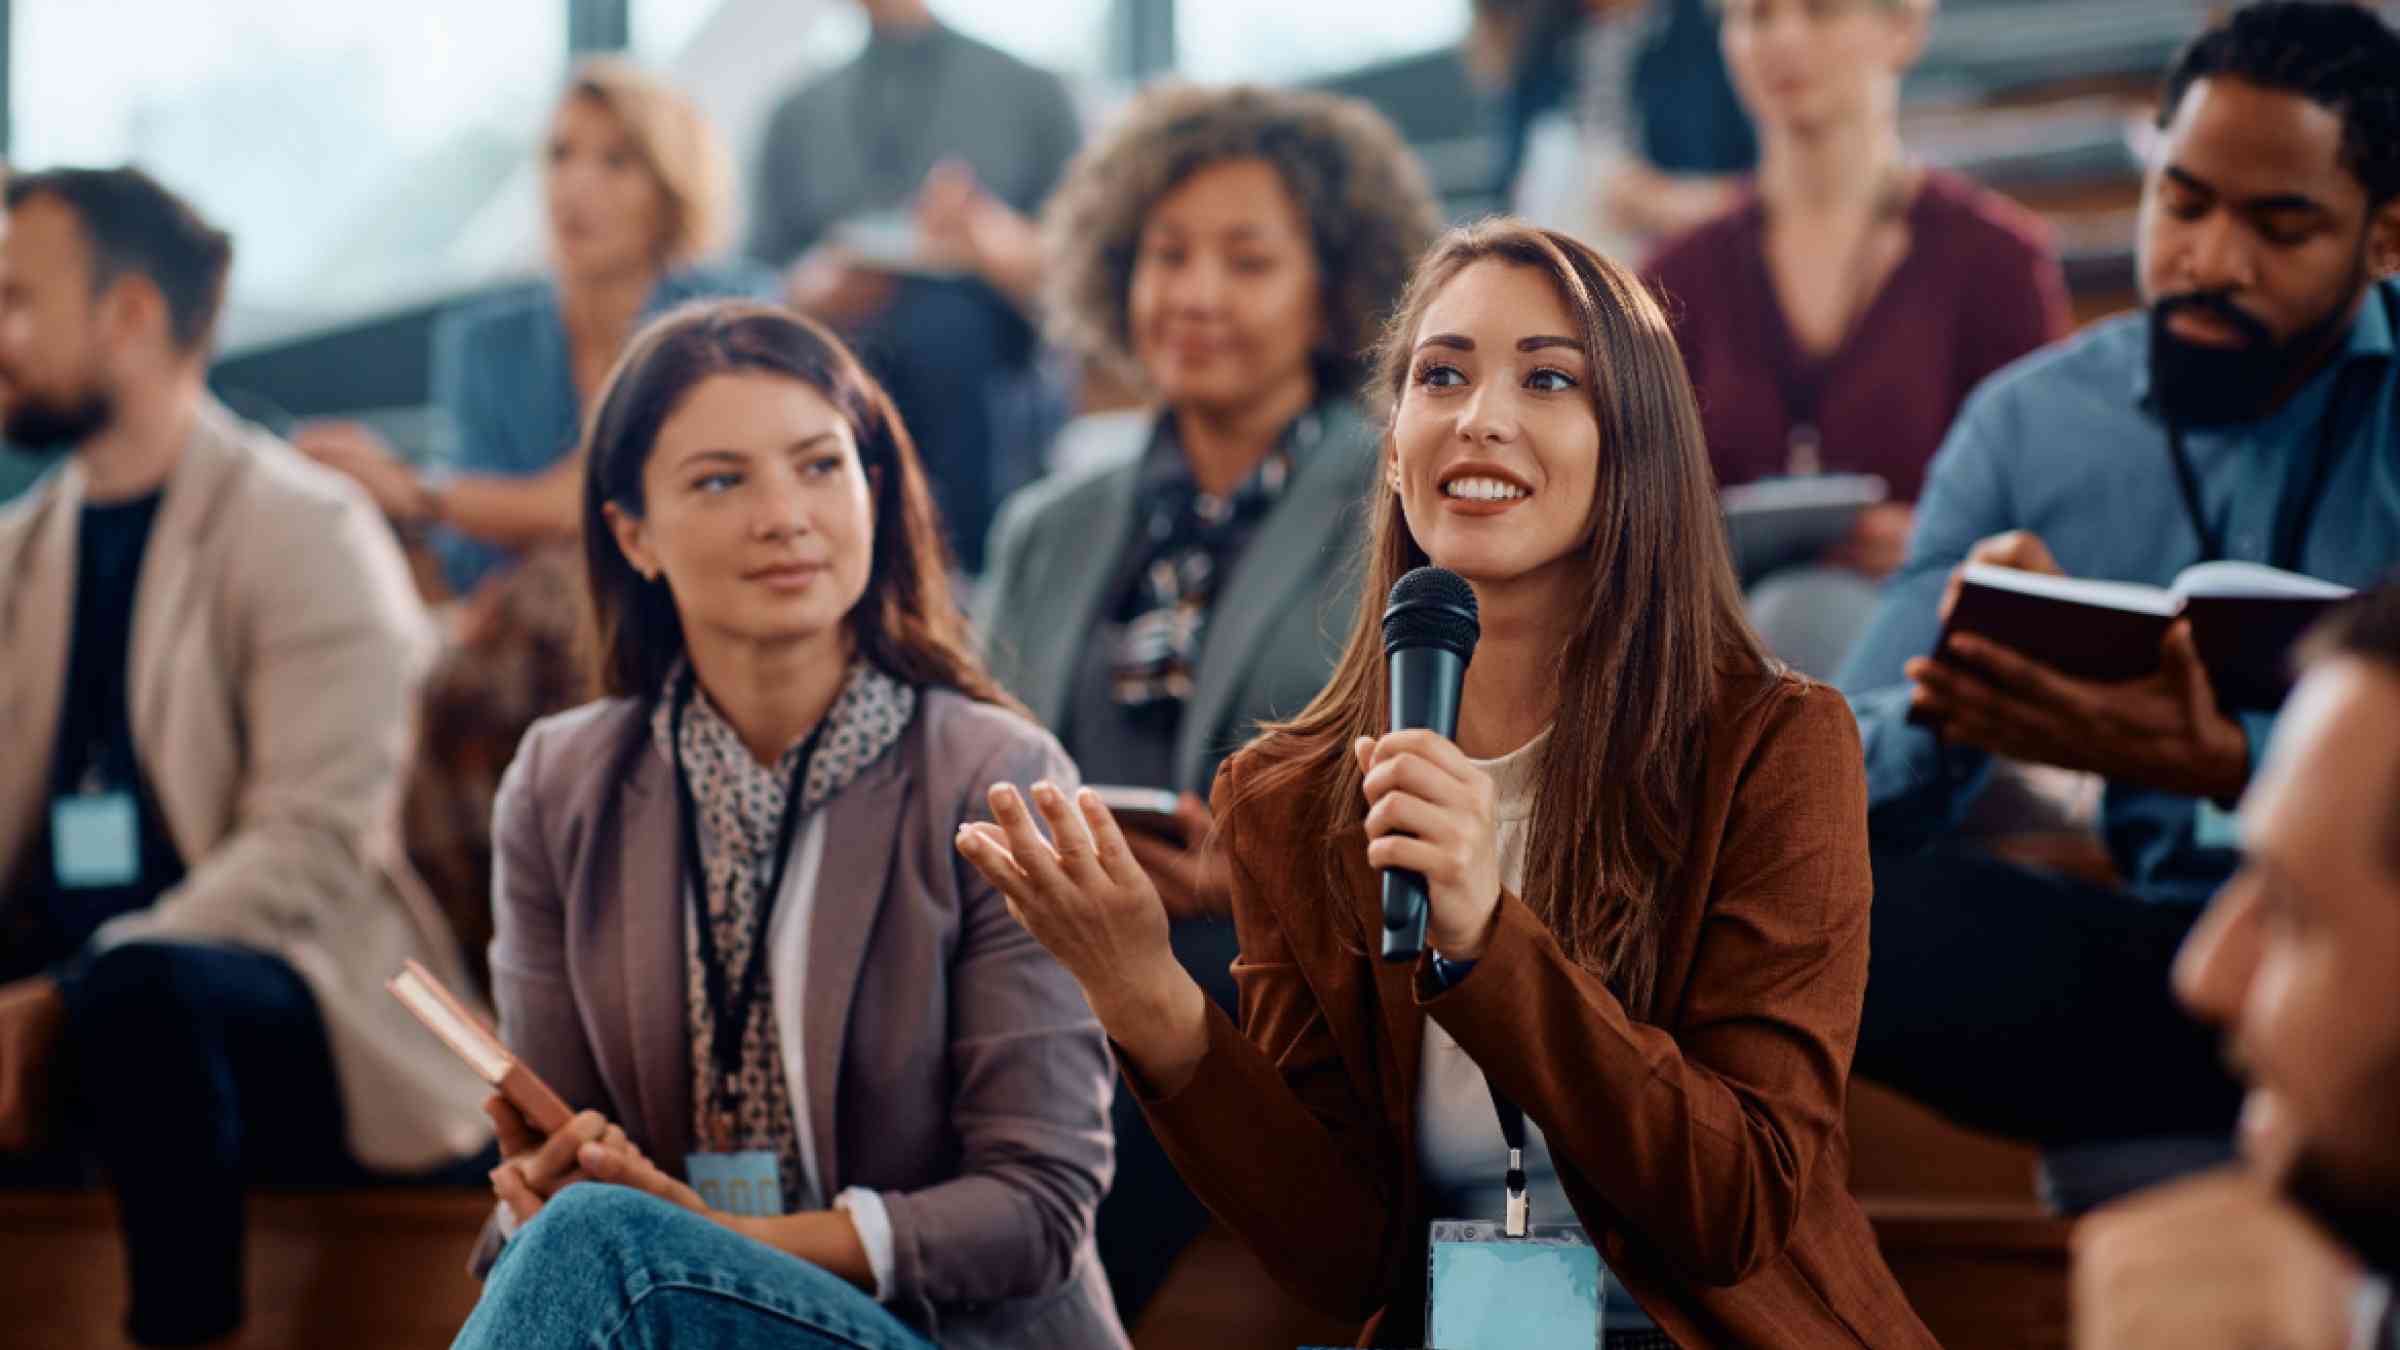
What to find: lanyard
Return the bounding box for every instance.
[2162,361,2365,570]
[1765,164,1914,477]
[670,672,822,1132]
[1485,1078,1532,1238]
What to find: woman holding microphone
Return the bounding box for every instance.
[957,221,1934,1347]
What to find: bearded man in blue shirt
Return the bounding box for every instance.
[1840,1,2400,1201]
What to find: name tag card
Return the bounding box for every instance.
[51,792,140,889]
[686,1150,785,1218]
[1426,1219,1606,1350]
[2194,799,2243,852]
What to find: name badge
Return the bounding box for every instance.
[52,792,140,889]
[685,1150,785,1218]
[2194,800,2243,852]
[1426,1219,1606,1350]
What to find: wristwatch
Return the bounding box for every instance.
[415,466,453,525]
[1428,950,1479,990]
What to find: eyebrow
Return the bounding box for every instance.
[2163,165,2330,217]
[1413,333,1588,354]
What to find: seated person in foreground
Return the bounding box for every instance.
[0,168,488,1347]
[1838,0,2400,1187]
[962,220,1937,1347]
[2076,585,2400,1350]
[1645,0,2069,677]
[451,301,1126,1350]
[977,81,1441,1318]
[297,57,773,598]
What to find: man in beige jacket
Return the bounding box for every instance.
[0,167,489,1346]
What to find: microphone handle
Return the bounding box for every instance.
[1380,646,1465,963]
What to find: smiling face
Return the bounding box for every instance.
[2176,657,2400,1220]
[1126,157,1327,418]
[1389,259,1602,606]
[545,92,672,283]
[605,371,877,655]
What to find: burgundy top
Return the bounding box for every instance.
[1644,167,2070,502]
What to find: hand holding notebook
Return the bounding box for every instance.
[1927,558,2352,713]
[386,960,572,1135]
[1899,533,2309,800]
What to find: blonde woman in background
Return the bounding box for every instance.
[297,57,776,598]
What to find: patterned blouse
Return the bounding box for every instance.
[649,657,917,1211]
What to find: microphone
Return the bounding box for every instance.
[1378,566,1480,963]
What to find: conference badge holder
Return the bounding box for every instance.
[1423,1085,1608,1349]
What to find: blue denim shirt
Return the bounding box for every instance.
[1839,279,2400,904]
[429,263,778,594]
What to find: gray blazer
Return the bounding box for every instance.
[484,687,1127,1349]
[979,401,1377,794]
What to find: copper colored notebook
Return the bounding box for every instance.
[386,959,573,1135]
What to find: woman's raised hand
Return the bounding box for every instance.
[1355,731,1504,960]
[955,782,1208,1086]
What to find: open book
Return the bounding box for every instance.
[1721,474,1889,585]
[1932,560,2354,712]
[387,960,573,1135]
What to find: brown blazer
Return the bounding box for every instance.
[1134,669,1937,1348]
[482,687,1128,1349]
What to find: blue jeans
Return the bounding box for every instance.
[455,1184,935,1350]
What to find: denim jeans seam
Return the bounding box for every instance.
[610,1270,904,1350]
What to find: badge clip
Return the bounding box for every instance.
[1503,1147,1530,1238]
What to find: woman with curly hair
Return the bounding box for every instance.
[976,82,1442,1319]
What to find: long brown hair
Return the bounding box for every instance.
[581,299,1021,713]
[1229,220,1774,1017]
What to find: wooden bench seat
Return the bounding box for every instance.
[0,1082,2070,1348]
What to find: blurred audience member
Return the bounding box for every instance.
[980,83,1441,1319]
[1841,1,2400,1193]
[1646,0,2069,677]
[298,58,773,599]
[305,60,770,982]
[2075,586,2400,1350]
[1476,0,1757,256]
[453,302,1124,1350]
[750,0,1082,571]
[0,168,487,1347]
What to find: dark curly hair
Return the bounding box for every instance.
[2159,1,2400,207]
[1040,83,1444,397]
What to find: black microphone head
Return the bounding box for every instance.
[1382,566,1480,660]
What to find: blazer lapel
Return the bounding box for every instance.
[126,408,236,770]
[1347,840,1427,1161]
[800,740,910,1190]
[1176,409,1374,787]
[0,469,80,889]
[614,746,696,1163]
[1018,463,1138,731]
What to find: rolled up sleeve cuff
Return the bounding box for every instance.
[836,1186,899,1303]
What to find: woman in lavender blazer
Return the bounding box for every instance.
[451,300,1127,1350]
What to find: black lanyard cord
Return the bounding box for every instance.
[1485,1076,1532,1235]
[2163,359,2365,571]
[670,672,823,1120]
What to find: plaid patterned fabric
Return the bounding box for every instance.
[1107,405,1325,713]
